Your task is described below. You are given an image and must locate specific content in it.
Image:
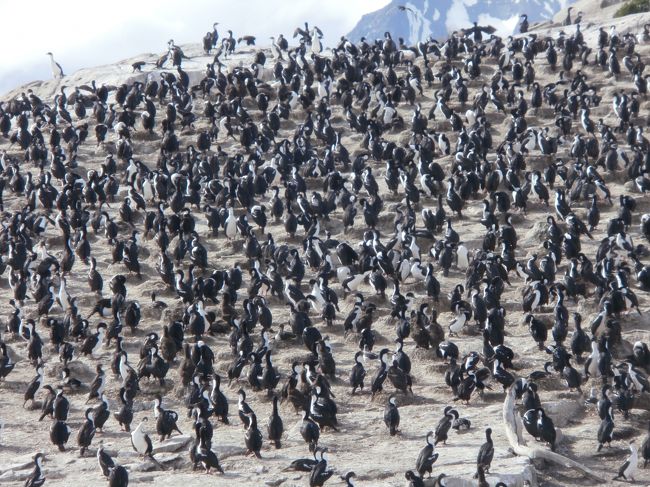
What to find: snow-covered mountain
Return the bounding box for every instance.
[347,0,572,44]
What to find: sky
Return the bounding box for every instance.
[0,0,390,96]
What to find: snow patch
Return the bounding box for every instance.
[347,0,572,44]
[477,13,521,36]
[405,1,434,43]
[446,0,472,33]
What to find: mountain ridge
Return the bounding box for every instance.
[347,0,571,44]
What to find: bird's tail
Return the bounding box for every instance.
[147,454,167,470]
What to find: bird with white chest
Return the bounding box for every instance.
[614,440,638,482]
[225,206,237,239]
[46,52,64,79]
[132,417,152,456]
[130,417,164,469]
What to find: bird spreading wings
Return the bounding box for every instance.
[397,5,414,13]
[294,24,323,42]
[461,24,497,36]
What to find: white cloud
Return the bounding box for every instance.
[0,0,389,95]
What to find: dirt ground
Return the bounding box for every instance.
[2,14,650,487]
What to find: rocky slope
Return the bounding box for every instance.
[2,4,650,487]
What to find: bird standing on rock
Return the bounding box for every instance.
[131,418,164,469]
[46,52,64,79]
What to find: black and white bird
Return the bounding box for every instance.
[244,412,263,458]
[24,363,44,408]
[153,395,182,441]
[613,440,638,482]
[309,447,334,487]
[476,428,494,475]
[131,417,164,468]
[415,430,439,478]
[77,407,96,457]
[24,453,46,487]
[46,52,64,79]
[383,395,400,436]
[97,442,116,478]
